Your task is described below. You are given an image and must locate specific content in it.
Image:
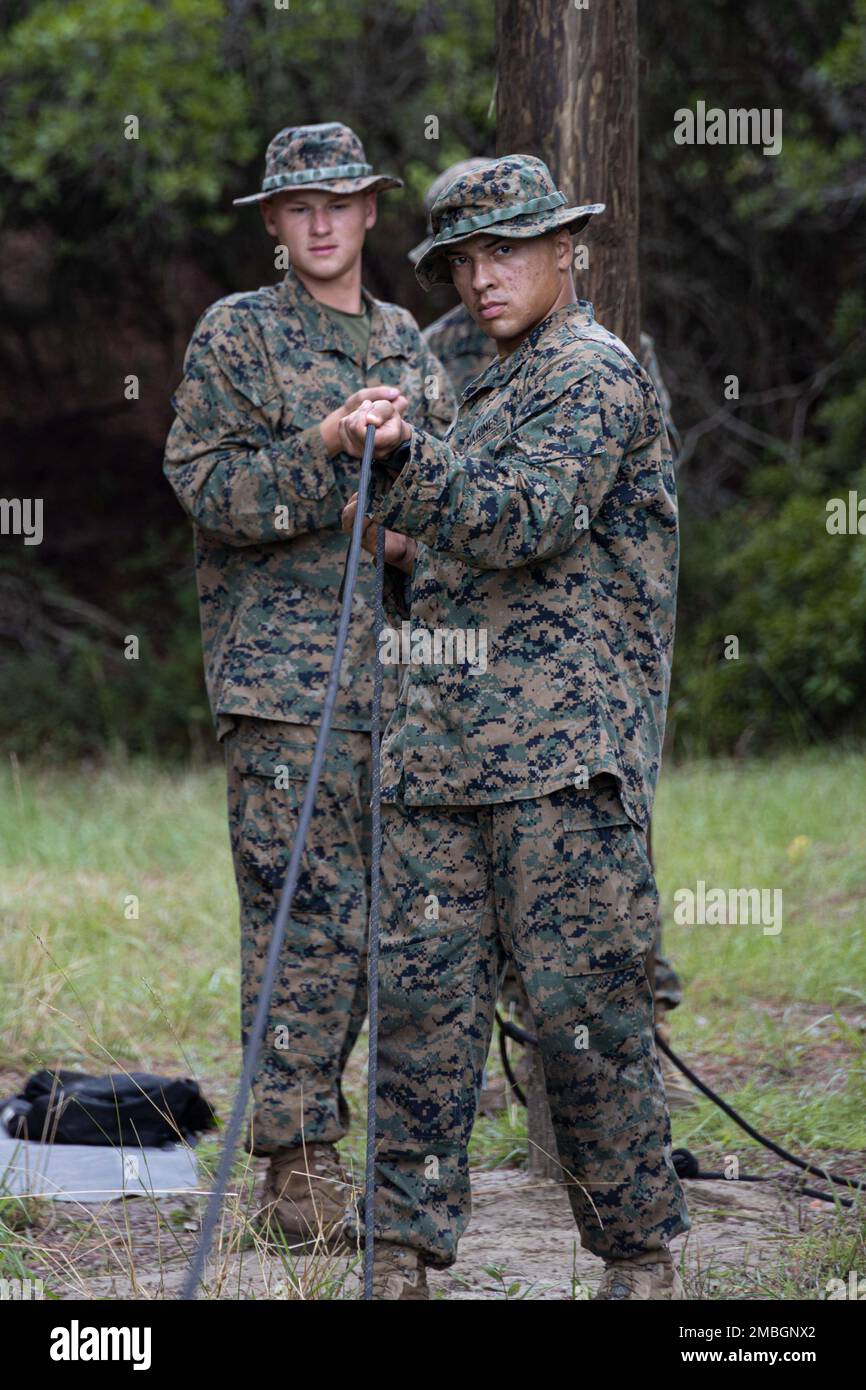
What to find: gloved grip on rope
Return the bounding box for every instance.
[181,421,379,1301]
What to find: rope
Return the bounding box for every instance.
[363,519,386,1299]
[494,1009,865,1208]
[655,1027,865,1198]
[181,423,379,1300]
[497,1011,527,1106]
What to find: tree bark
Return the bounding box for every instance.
[495,0,640,354]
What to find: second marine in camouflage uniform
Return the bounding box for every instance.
[414,163,687,1038]
[163,123,455,1240]
[342,155,690,1297]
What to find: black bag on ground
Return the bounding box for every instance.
[1,1069,218,1146]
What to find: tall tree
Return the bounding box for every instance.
[496,0,640,354]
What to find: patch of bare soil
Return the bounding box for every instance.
[2,1043,858,1301]
[6,1157,847,1301]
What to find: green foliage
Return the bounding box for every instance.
[672,295,866,752]
[0,0,863,758]
[0,0,255,235]
[673,486,866,752]
[0,616,211,761]
[0,541,211,762]
[0,0,495,259]
[644,0,866,754]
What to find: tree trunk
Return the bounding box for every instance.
[495,0,641,1179]
[524,1034,562,1180]
[495,0,640,354]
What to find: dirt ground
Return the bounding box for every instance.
[2,1073,848,1302]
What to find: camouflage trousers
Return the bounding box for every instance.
[501,922,682,1019]
[224,717,372,1156]
[348,775,690,1267]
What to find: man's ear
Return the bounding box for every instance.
[259,199,277,237]
[554,229,573,270]
[364,190,378,230]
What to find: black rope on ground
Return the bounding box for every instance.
[363,517,386,1300]
[493,1009,864,1209]
[667,1150,854,1208]
[654,1028,865,1197]
[181,423,379,1301]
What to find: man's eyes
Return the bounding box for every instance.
[448,244,510,266]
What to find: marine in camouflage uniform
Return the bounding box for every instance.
[413,164,687,1070]
[163,124,455,1240]
[341,156,690,1298]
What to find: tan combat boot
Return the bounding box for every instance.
[370,1243,429,1300]
[594,1247,685,1300]
[257,1142,350,1251]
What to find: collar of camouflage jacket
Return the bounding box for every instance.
[462,298,597,400]
[275,269,411,369]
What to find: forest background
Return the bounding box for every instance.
[1,0,864,761]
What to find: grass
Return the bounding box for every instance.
[652,745,866,1169]
[0,756,237,1073]
[0,744,864,1297]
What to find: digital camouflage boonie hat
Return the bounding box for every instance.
[414,154,604,291]
[233,121,403,206]
[408,157,494,265]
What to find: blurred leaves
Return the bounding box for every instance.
[0,0,495,256]
[0,0,256,237]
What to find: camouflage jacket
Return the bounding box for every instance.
[370,299,679,828]
[426,300,678,441]
[423,302,494,399]
[164,269,456,735]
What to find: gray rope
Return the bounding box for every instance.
[363,519,386,1299]
[181,423,378,1300]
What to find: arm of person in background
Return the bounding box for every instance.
[163,300,406,547]
[340,345,649,572]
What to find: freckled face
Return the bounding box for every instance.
[260,188,375,282]
[446,229,574,355]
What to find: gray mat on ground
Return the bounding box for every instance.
[0,1134,199,1201]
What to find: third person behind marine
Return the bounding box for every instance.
[340,154,690,1299]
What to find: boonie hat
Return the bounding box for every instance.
[408,157,493,265]
[233,121,402,206]
[415,154,604,291]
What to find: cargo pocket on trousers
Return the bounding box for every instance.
[237,750,336,916]
[564,959,656,1140]
[556,780,658,977]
